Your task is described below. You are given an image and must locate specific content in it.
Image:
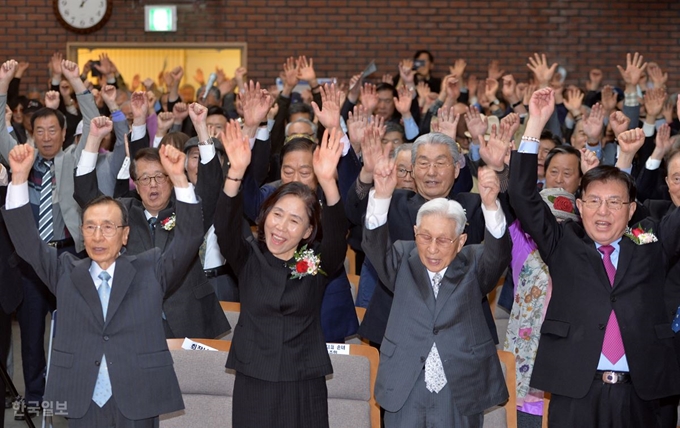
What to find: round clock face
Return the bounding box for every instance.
[54,0,112,33]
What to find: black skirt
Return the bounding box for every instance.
[232,372,329,428]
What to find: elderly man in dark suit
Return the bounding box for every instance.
[2,142,202,427]
[73,115,229,340]
[509,87,680,427]
[362,154,510,428]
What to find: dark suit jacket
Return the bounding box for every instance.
[509,151,680,400]
[345,187,497,344]
[0,186,22,315]
[74,169,230,339]
[214,191,347,381]
[1,199,204,419]
[362,221,510,415]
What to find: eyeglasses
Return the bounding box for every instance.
[415,161,453,171]
[396,168,413,178]
[136,174,169,186]
[415,233,459,248]
[82,221,126,238]
[580,197,631,211]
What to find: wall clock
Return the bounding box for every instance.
[53,0,113,34]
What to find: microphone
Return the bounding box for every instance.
[202,73,217,100]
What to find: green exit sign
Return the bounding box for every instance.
[145,5,177,32]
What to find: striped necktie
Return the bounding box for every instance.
[38,159,54,242]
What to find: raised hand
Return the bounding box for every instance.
[0,60,18,93]
[644,87,667,119]
[467,75,478,98]
[617,128,645,156]
[443,75,460,106]
[347,104,368,151]
[313,127,343,186]
[146,90,157,112]
[89,116,113,140]
[8,143,35,184]
[485,78,499,103]
[501,112,520,139]
[172,102,189,124]
[49,53,63,78]
[130,91,149,126]
[360,125,390,179]
[360,83,378,113]
[502,74,519,104]
[647,63,668,89]
[100,84,117,109]
[398,59,415,86]
[487,60,505,80]
[44,90,60,109]
[233,67,247,85]
[347,73,362,102]
[241,80,273,127]
[372,154,397,200]
[528,87,555,128]
[280,57,299,93]
[617,52,647,88]
[527,53,557,88]
[580,148,600,174]
[220,119,251,176]
[194,68,205,86]
[297,55,317,84]
[156,112,175,137]
[188,102,208,125]
[600,85,617,114]
[583,103,605,144]
[464,106,487,143]
[609,111,631,139]
[159,144,188,186]
[15,61,29,78]
[480,121,512,172]
[169,66,184,86]
[651,123,672,160]
[586,69,603,91]
[381,73,393,84]
[449,59,467,80]
[394,86,413,117]
[60,59,81,82]
[93,53,114,77]
[432,106,460,140]
[478,166,501,210]
[311,83,342,129]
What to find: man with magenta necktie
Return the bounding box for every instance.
[1,139,202,427]
[509,87,680,427]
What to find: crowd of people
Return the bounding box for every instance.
[0,47,678,428]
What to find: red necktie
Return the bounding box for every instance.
[598,245,625,364]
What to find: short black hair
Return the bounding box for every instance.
[580,166,636,202]
[130,148,161,181]
[256,182,321,247]
[207,106,228,119]
[540,130,563,147]
[376,83,398,98]
[280,138,316,168]
[545,145,582,176]
[413,50,434,63]
[30,108,66,131]
[82,195,129,227]
[288,103,314,122]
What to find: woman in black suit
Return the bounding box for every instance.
[214,122,347,428]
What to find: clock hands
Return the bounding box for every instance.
[79,0,87,7]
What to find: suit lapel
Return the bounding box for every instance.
[106,257,136,326]
[581,233,619,293]
[154,205,176,251]
[130,205,153,251]
[434,255,466,319]
[613,237,635,289]
[407,250,435,314]
[71,259,105,326]
[406,194,424,227]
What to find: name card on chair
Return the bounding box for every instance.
[181,338,218,351]
[326,343,350,355]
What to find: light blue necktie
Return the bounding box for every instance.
[92,271,112,407]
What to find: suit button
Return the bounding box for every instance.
[610,296,616,302]
[103,335,109,341]
[433,329,439,335]
[95,360,100,366]
[599,324,605,330]
[420,356,426,363]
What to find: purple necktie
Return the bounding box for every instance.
[598,245,625,364]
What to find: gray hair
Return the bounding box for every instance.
[285,118,318,137]
[416,198,467,236]
[411,132,461,166]
[392,143,413,160]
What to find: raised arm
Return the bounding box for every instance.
[0,60,19,160]
[73,116,113,207]
[507,87,563,262]
[2,145,60,293]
